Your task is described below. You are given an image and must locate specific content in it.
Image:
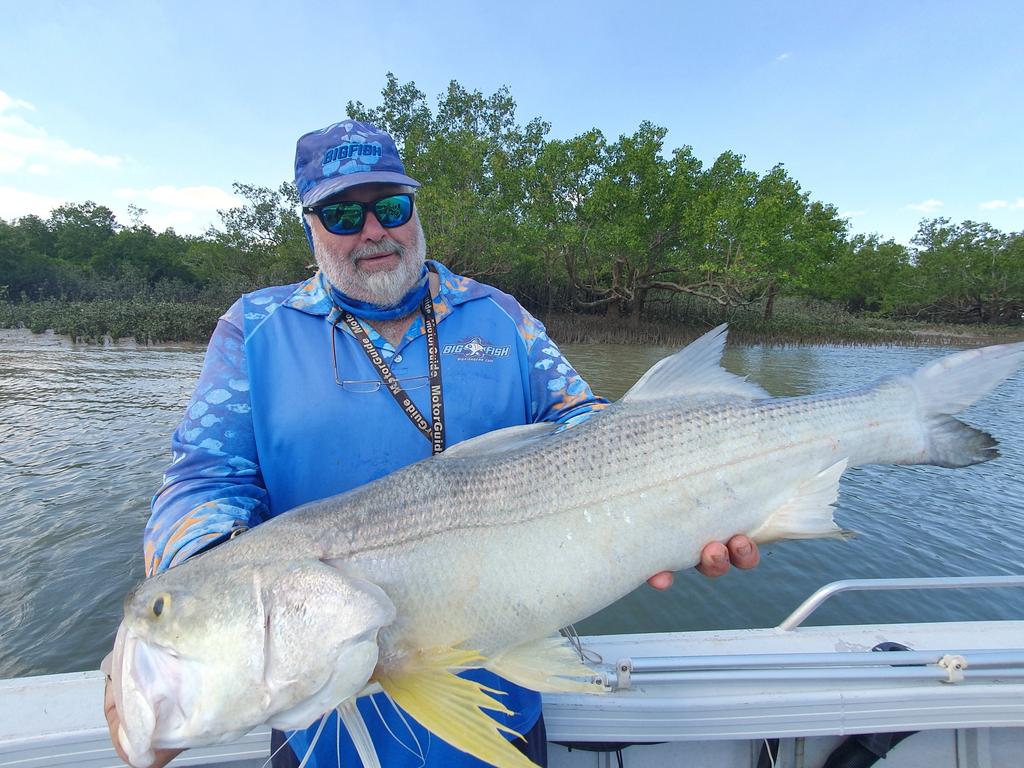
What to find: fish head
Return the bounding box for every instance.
[108,555,396,766]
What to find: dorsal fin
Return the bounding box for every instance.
[439,422,558,460]
[622,323,770,403]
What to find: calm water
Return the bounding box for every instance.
[1,328,1022,679]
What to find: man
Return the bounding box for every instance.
[105,120,759,767]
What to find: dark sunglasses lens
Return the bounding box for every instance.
[374,195,413,228]
[321,203,363,234]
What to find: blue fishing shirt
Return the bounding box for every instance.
[145,260,608,767]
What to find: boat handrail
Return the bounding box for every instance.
[604,649,1024,689]
[777,575,1024,631]
[620,649,1024,672]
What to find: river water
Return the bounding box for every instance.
[0,328,1022,679]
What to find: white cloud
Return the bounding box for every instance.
[906,199,943,213]
[980,198,1024,210]
[0,180,239,235]
[775,52,792,62]
[145,209,200,233]
[0,89,123,176]
[839,210,866,218]
[0,185,65,220]
[0,153,23,173]
[115,184,241,211]
[0,92,35,113]
[111,184,243,234]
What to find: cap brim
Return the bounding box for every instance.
[302,172,422,206]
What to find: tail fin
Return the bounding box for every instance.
[913,341,1024,415]
[911,341,1024,468]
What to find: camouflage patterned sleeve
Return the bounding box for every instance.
[144,301,269,576]
[516,309,610,425]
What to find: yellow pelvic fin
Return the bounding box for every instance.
[487,636,605,694]
[376,646,538,768]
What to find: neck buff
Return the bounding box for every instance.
[329,265,430,322]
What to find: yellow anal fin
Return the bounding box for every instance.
[376,647,538,768]
[487,636,605,694]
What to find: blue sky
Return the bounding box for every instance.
[1,0,1021,244]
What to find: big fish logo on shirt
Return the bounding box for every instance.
[322,137,383,176]
[442,336,511,363]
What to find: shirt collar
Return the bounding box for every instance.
[281,260,488,319]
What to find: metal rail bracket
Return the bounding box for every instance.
[939,654,967,683]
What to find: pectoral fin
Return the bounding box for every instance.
[376,647,537,768]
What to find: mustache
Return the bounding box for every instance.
[351,238,406,261]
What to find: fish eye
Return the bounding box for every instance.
[152,594,169,617]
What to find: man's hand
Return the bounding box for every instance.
[646,535,760,590]
[104,679,182,768]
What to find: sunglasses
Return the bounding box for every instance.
[304,193,415,235]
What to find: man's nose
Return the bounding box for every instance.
[360,211,387,241]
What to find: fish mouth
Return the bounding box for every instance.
[107,623,200,766]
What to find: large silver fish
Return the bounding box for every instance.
[106,326,1024,767]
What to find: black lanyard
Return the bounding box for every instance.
[338,294,446,455]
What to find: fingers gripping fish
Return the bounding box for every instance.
[106,325,1024,767]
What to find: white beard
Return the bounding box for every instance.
[312,217,427,308]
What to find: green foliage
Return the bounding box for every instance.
[891,219,1024,323]
[0,298,222,343]
[816,234,910,312]
[193,182,310,287]
[0,216,63,298]
[352,75,550,279]
[49,201,117,265]
[2,75,1021,342]
[516,129,606,311]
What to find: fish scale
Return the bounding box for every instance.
[348,386,926,659]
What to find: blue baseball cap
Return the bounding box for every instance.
[294,119,421,207]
